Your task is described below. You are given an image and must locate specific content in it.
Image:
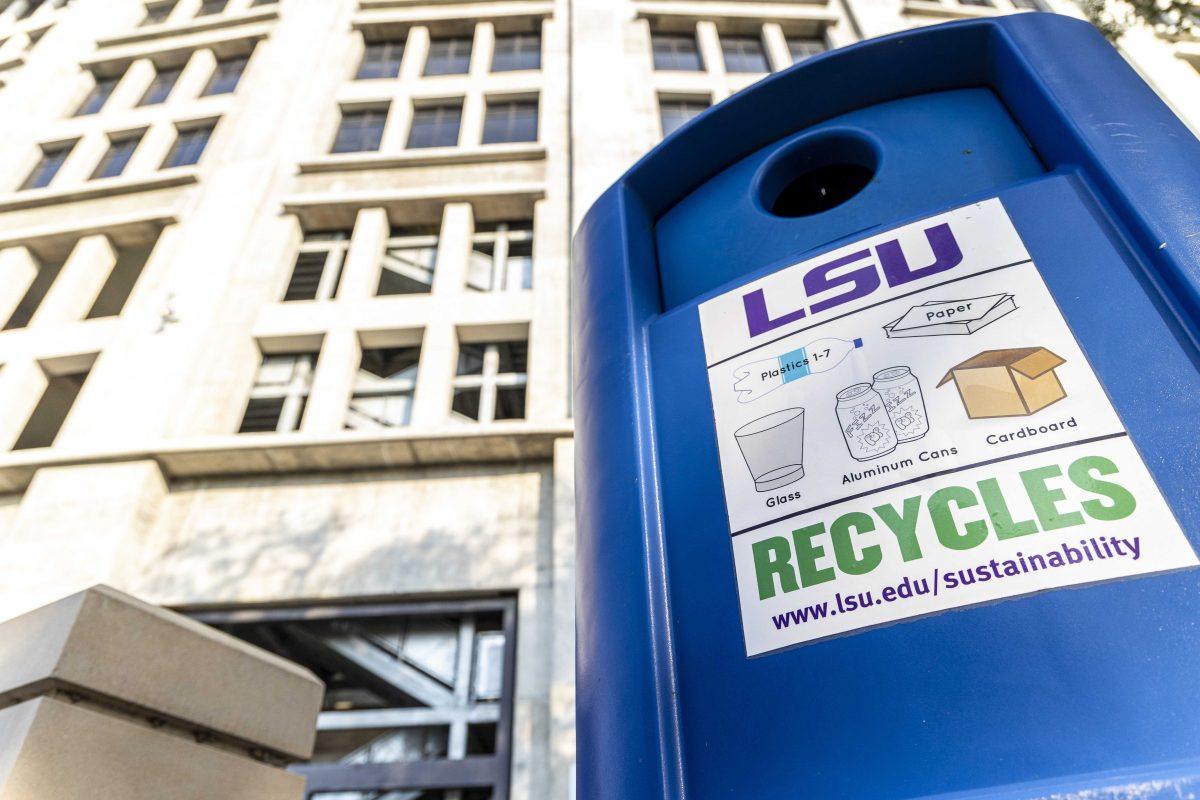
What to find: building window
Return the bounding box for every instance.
[332,107,387,153]
[721,34,769,73]
[407,102,461,149]
[202,54,247,96]
[90,133,142,180]
[957,0,994,5]
[424,36,472,76]
[651,31,703,71]
[73,74,118,116]
[378,226,438,295]
[194,598,516,800]
[238,352,317,433]
[283,231,350,302]
[467,222,533,292]
[659,96,710,137]
[196,0,226,16]
[347,346,421,429]
[13,368,89,450]
[14,0,44,20]
[492,31,540,72]
[138,66,181,105]
[140,1,173,25]
[481,99,538,144]
[357,38,404,79]
[1010,0,1046,9]
[452,340,527,422]
[20,142,73,190]
[162,123,213,168]
[788,36,827,63]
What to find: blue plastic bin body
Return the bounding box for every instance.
[573,14,1200,800]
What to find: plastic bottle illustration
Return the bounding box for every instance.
[871,366,929,443]
[733,337,863,403]
[835,384,898,461]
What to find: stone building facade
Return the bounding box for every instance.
[0,0,1194,798]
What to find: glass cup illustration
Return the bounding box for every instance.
[734,408,806,492]
[872,366,929,443]
[835,383,898,461]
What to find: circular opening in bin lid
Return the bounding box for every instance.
[757,129,878,218]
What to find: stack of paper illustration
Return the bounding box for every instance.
[883,293,1017,338]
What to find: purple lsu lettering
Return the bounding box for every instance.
[741,223,964,338]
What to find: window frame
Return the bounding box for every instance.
[467,222,534,293]
[202,53,248,96]
[238,351,317,433]
[451,340,528,423]
[720,33,770,73]
[406,100,463,149]
[347,345,422,430]
[658,95,711,137]
[491,30,541,72]
[356,37,405,80]
[423,35,473,76]
[90,132,143,180]
[481,97,539,145]
[331,106,388,154]
[137,65,182,106]
[190,597,517,800]
[377,226,439,295]
[19,141,74,190]
[73,73,118,117]
[283,231,350,302]
[161,122,215,168]
[650,30,704,72]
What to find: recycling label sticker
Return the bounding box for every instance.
[697,198,1199,657]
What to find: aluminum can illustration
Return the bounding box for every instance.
[872,366,929,442]
[835,384,898,461]
[734,407,805,491]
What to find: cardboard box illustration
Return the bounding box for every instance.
[937,347,1066,419]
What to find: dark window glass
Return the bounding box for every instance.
[162,125,213,168]
[787,37,826,63]
[406,103,461,149]
[13,371,88,450]
[283,252,328,301]
[138,66,181,105]
[491,32,540,71]
[74,75,118,116]
[958,0,994,5]
[140,1,173,25]
[721,35,769,73]
[203,55,247,96]
[494,340,527,374]
[90,135,141,180]
[15,0,45,20]
[494,386,526,420]
[20,143,73,190]
[357,39,404,79]
[1010,0,1045,9]
[331,109,387,153]
[424,36,472,75]
[377,227,438,295]
[659,97,709,137]
[481,100,538,144]
[196,0,226,15]
[651,32,703,71]
[238,397,286,433]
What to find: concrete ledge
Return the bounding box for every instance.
[0,424,573,491]
[86,20,275,67]
[0,696,306,799]
[0,171,198,215]
[901,0,1001,18]
[94,7,280,49]
[298,143,547,174]
[353,2,555,28]
[0,585,323,761]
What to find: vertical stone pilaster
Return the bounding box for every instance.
[29,234,117,327]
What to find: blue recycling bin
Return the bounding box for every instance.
[574,13,1200,800]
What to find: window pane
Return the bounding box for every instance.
[451,387,482,420]
[491,32,540,72]
[721,35,769,73]
[203,55,247,95]
[283,252,328,301]
[141,1,174,25]
[196,0,226,15]
[466,243,495,292]
[238,397,285,433]
[494,341,527,374]
[162,125,212,167]
[494,386,526,420]
[90,136,141,180]
[407,103,462,149]
[456,343,486,376]
[332,109,387,153]
[651,32,703,71]
[138,66,181,105]
[659,97,709,136]
[788,37,826,64]
[357,39,404,79]
[74,75,117,116]
[15,0,45,20]
[507,240,533,290]
[481,100,538,144]
[20,144,73,190]
[424,36,472,75]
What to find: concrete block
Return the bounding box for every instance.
[0,585,323,761]
[0,696,306,800]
